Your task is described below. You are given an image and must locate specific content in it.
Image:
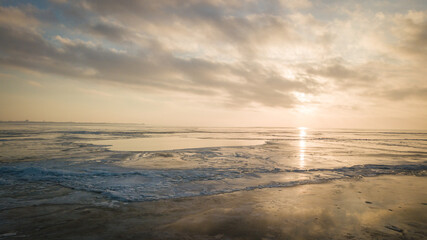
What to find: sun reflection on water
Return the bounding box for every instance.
[299,127,306,168]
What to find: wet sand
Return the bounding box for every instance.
[1,175,426,239]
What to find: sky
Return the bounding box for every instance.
[0,0,426,129]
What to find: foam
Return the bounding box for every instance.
[1,123,426,205]
[1,162,425,202]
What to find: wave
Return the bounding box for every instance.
[1,163,425,202]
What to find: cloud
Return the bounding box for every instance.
[78,88,112,97]
[393,10,427,61]
[0,0,426,114]
[0,5,40,29]
[0,25,54,59]
[0,20,312,108]
[56,0,300,55]
[87,21,132,43]
[49,0,68,3]
[306,61,377,88]
[279,0,312,9]
[381,88,427,101]
[26,80,43,87]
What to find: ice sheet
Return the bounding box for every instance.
[0,122,426,207]
[88,137,266,151]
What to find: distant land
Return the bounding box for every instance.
[0,120,145,125]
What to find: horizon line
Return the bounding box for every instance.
[0,120,426,131]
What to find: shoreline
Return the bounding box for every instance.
[1,175,426,239]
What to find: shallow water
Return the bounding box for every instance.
[88,136,265,151]
[0,122,426,207]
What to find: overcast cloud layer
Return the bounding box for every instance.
[0,0,426,128]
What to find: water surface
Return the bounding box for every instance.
[89,137,265,151]
[0,122,426,206]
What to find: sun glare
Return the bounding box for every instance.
[299,127,307,137]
